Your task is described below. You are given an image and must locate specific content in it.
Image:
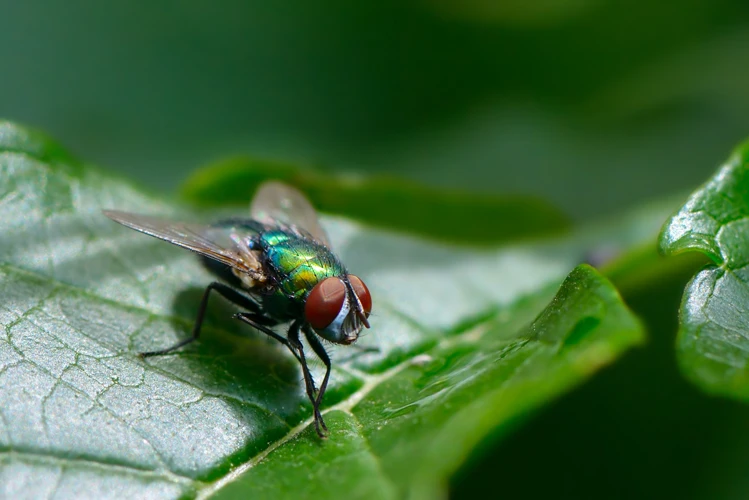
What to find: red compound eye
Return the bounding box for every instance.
[305,277,346,329]
[348,274,372,317]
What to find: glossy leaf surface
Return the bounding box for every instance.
[0,121,654,498]
[660,140,749,397]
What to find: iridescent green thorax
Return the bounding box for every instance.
[260,230,345,301]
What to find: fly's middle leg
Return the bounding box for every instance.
[139,281,265,357]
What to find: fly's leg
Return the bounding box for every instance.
[286,321,319,410]
[235,315,315,406]
[234,313,302,366]
[236,315,326,437]
[304,326,331,434]
[234,314,317,407]
[289,323,328,437]
[140,281,264,357]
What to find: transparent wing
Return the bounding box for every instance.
[250,181,331,247]
[102,210,261,273]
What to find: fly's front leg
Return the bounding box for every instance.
[140,281,263,358]
[235,314,323,435]
[304,325,331,434]
[285,321,317,405]
[288,323,328,437]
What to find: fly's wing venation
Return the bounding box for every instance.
[102,210,261,273]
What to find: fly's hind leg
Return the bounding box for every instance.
[234,313,301,365]
[139,281,264,358]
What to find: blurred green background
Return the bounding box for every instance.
[3,1,749,219]
[4,2,749,498]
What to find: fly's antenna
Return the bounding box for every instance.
[357,310,370,329]
[344,277,370,328]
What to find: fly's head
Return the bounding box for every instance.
[304,275,372,344]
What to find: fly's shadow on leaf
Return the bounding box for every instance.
[169,286,369,416]
[162,286,309,419]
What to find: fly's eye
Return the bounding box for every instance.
[347,274,372,317]
[305,277,346,329]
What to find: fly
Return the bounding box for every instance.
[103,181,372,437]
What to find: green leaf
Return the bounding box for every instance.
[660,140,749,398]
[180,156,569,246]
[0,120,652,498]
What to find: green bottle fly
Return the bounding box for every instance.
[103,181,373,437]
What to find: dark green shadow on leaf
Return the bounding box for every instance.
[179,156,570,246]
[659,139,749,399]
